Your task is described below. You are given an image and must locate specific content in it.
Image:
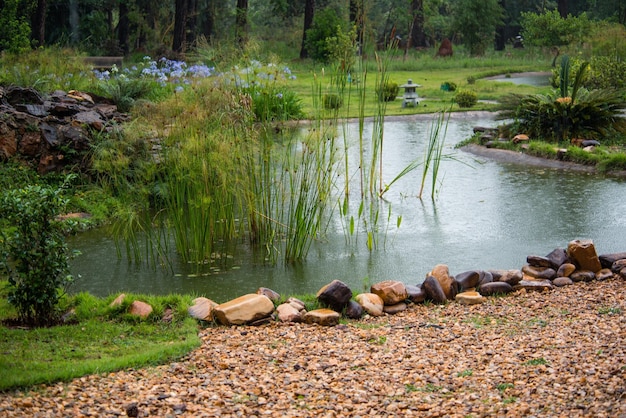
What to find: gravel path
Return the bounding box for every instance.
[2,279,625,417]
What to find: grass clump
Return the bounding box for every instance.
[0,288,201,392]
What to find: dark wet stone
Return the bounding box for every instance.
[570,270,596,282]
[455,270,480,291]
[522,265,557,280]
[317,280,353,312]
[478,281,513,296]
[478,271,493,287]
[546,248,569,269]
[406,284,426,303]
[422,275,447,304]
[491,269,523,286]
[344,300,364,319]
[612,259,626,274]
[527,255,555,269]
[553,277,573,287]
[600,253,626,269]
[596,269,614,281]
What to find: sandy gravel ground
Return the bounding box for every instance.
[1,279,625,418]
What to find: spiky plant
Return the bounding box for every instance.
[497,55,626,142]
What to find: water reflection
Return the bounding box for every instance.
[69,114,626,301]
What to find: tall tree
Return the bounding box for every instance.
[409,0,427,48]
[300,0,315,58]
[235,0,248,48]
[173,0,188,52]
[118,0,130,55]
[495,0,506,51]
[558,0,568,18]
[31,0,47,48]
[452,0,503,55]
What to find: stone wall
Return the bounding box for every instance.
[0,86,128,174]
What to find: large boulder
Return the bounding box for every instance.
[213,294,274,326]
[303,309,341,326]
[370,280,407,305]
[567,239,601,272]
[422,275,447,304]
[428,264,457,300]
[355,293,385,317]
[317,280,353,312]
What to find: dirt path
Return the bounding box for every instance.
[1,279,625,417]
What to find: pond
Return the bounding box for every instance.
[484,71,552,86]
[68,113,626,301]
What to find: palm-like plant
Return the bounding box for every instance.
[497,56,626,142]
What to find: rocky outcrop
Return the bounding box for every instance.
[213,294,274,326]
[0,86,129,173]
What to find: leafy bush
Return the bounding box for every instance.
[376,82,399,102]
[499,56,626,142]
[0,0,31,54]
[242,85,304,121]
[304,7,347,63]
[441,81,457,92]
[455,90,478,108]
[521,10,590,47]
[0,181,75,326]
[323,93,343,109]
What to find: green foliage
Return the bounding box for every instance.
[498,56,626,142]
[520,10,591,47]
[585,57,626,90]
[455,90,478,108]
[304,7,347,63]
[376,81,399,102]
[441,81,457,92]
[242,86,304,121]
[323,93,343,109]
[452,0,504,55]
[0,0,31,54]
[95,76,157,113]
[0,48,94,92]
[0,181,75,326]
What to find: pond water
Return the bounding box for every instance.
[68,113,626,301]
[485,72,552,86]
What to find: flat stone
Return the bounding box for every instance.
[478,281,513,296]
[522,265,556,280]
[287,297,306,311]
[567,239,602,272]
[513,279,554,292]
[570,270,596,282]
[611,259,626,274]
[492,269,523,286]
[188,297,219,321]
[527,255,555,269]
[370,280,407,305]
[303,309,341,326]
[383,302,407,314]
[355,293,384,317]
[546,248,569,268]
[129,300,153,318]
[213,294,275,326]
[552,277,574,287]
[455,291,486,305]
[595,268,614,281]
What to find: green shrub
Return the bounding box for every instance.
[323,93,343,109]
[376,81,399,102]
[0,181,76,326]
[521,10,590,47]
[304,7,347,63]
[440,81,457,92]
[455,90,478,108]
[597,153,626,172]
[0,0,31,54]
[242,85,304,121]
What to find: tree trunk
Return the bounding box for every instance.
[201,0,215,41]
[495,0,506,51]
[31,0,47,48]
[235,0,248,49]
[409,0,427,48]
[69,0,79,45]
[300,0,315,59]
[558,0,568,17]
[186,0,198,47]
[118,0,130,55]
[173,0,188,53]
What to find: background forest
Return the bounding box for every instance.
[1,0,624,59]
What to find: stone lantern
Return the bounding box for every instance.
[400,79,421,107]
